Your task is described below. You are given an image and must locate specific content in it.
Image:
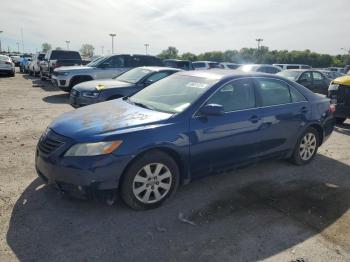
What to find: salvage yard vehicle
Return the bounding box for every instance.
[328,75,350,124]
[239,64,281,74]
[277,69,331,95]
[219,62,241,69]
[0,55,15,76]
[163,59,194,70]
[70,67,181,108]
[273,64,311,70]
[35,70,335,210]
[40,50,82,80]
[192,61,221,70]
[52,54,163,92]
[28,52,45,77]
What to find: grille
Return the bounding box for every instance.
[38,131,64,154]
[338,85,350,105]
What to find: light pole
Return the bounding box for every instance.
[65,40,70,50]
[256,38,263,63]
[16,42,19,53]
[109,33,116,54]
[144,43,149,55]
[101,46,104,55]
[0,30,3,53]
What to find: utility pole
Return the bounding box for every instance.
[256,38,263,63]
[109,33,116,54]
[101,46,104,55]
[65,40,70,50]
[144,43,149,55]
[16,42,19,53]
[0,30,3,53]
[21,28,24,53]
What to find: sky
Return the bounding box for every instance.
[1,0,350,55]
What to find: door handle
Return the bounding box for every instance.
[249,115,259,123]
[300,107,308,114]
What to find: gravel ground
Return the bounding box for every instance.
[0,70,350,262]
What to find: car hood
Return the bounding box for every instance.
[73,79,133,92]
[50,99,172,142]
[55,66,95,72]
[332,75,350,86]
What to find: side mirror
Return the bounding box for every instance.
[198,104,224,116]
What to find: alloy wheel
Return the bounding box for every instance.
[299,132,317,161]
[132,163,172,204]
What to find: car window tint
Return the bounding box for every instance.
[207,78,255,112]
[146,72,170,83]
[290,87,306,102]
[300,72,312,82]
[256,78,292,106]
[312,71,323,80]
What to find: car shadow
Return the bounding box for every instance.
[6,155,350,261]
[42,93,70,104]
[22,74,59,92]
[335,122,350,136]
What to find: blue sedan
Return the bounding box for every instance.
[35,70,335,210]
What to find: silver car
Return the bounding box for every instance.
[0,55,15,76]
[51,54,163,92]
[29,53,46,77]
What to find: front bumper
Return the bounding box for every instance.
[51,74,71,88]
[69,91,104,108]
[35,129,133,193]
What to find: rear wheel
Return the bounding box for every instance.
[335,117,346,125]
[291,127,319,165]
[120,151,179,210]
[40,70,45,81]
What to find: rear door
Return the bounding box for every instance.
[190,78,262,177]
[95,55,129,79]
[311,71,329,95]
[254,77,310,158]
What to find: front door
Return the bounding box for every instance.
[189,78,262,177]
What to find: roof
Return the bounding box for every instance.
[177,69,280,80]
[139,66,182,72]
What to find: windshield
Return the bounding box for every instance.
[115,68,151,83]
[277,70,301,80]
[86,56,108,67]
[129,74,218,113]
[239,65,259,72]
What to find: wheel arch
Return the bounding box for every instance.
[307,123,324,145]
[118,147,188,189]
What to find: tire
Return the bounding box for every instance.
[335,117,346,125]
[120,150,180,210]
[40,70,45,81]
[29,69,33,76]
[291,127,319,165]
[10,70,15,77]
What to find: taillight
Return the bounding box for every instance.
[5,61,11,65]
[329,104,336,113]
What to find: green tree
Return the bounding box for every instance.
[157,46,179,60]
[41,43,52,52]
[80,44,95,58]
[181,52,197,61]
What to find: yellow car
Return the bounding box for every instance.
[328,75,350,124]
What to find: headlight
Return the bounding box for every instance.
[329,84,339,91]
[64,141,123,156]
[81,91,100,98]
[57,72,69,76]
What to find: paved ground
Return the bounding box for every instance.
[0,70,350,262]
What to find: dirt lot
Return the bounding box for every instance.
[0,70,350,262]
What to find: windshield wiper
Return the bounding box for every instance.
[124,97,154,110]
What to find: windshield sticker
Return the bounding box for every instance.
[96,84,106,90]
[186,82,208,89]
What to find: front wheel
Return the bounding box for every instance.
[291,127,319,165]
[120,151,179,210]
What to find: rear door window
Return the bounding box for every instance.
[312,71,324,81]
[255,78,292,106]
